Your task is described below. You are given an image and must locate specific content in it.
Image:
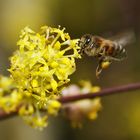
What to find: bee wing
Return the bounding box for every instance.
[109,30,135,47]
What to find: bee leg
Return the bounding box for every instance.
[96,63,102,78]
[104,56,122,61]
[96,59,105,78]
[98,47,106,55]
[78,47,85,55]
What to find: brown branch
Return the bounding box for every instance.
[0,82,140,120]
[58,82,140,103]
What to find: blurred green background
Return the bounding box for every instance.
[0,0,140,140]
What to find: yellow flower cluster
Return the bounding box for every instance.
[9,26,80,106]
[0,75,22,113]
[0,25,81,130]
[61,81,102,128]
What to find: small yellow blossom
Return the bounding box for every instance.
[23,113,48,130]
[19,104,34,116]
[47,100,61,115]
[31,115,48,130]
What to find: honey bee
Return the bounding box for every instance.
[78,32,134,77]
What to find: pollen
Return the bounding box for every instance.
[101,61,111,69]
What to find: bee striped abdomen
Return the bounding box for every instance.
[111,42,126,60]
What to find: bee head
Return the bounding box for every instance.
[78,34,93,55]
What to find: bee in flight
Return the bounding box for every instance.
[78,31,134,78]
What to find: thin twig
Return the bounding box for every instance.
[58,82,140,103]
[0,82,140,120]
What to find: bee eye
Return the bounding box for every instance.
[85,38,91,44]
[84,35,91,45]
